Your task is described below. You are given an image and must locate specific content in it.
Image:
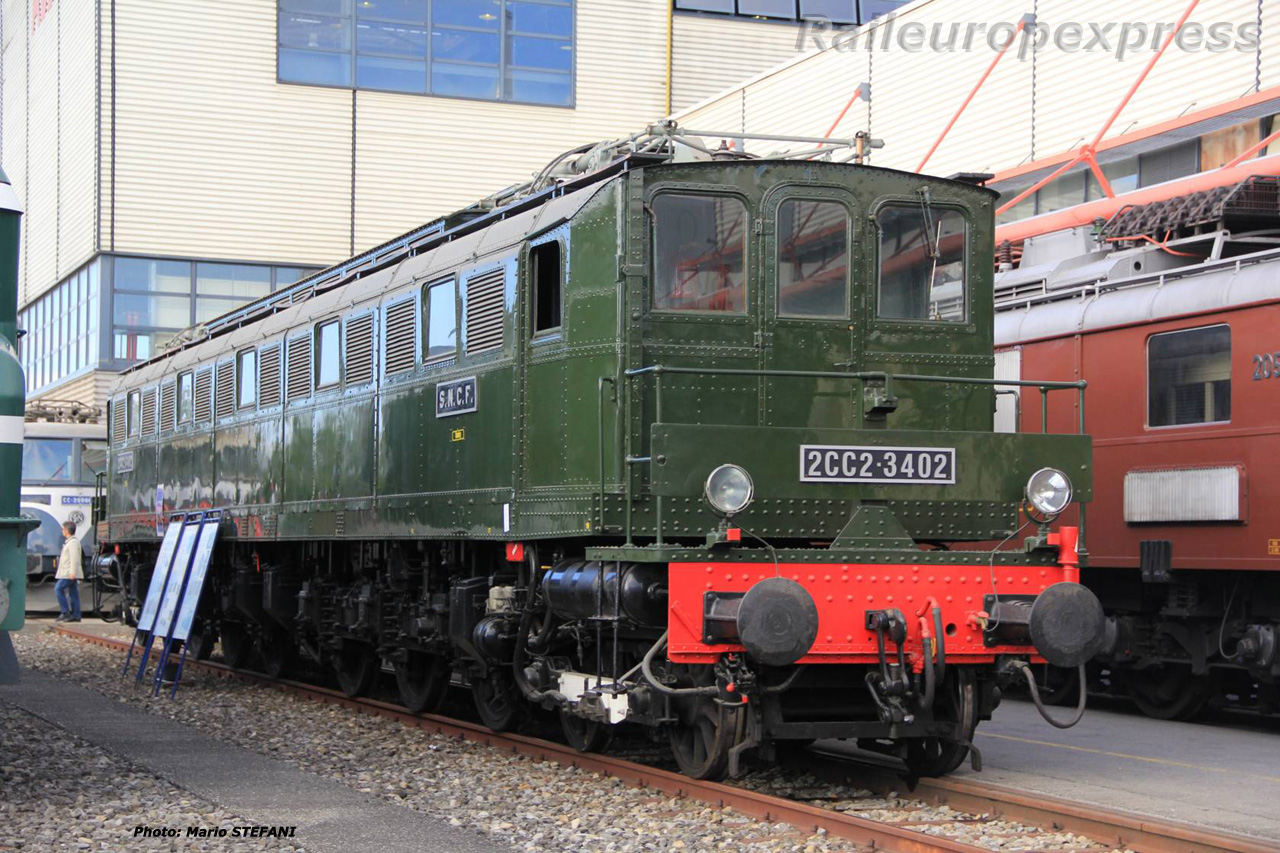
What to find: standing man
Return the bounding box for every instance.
[54,521,82,623]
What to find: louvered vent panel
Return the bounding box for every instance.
[384,299,416,375]
[140,388,157,437]
[160,383,176,431]
[111,399,125,444]
[466,268,506,355]
[194,369,213,424]
[259,345,281,407]
[287,337,311,400]
[215,362,235,419]
[291,288,313,304]
[346,314,374,385]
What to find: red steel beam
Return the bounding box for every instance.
[997,0,1203,216]
[823,82,868,140]
[917,15,1031,174]
[994,153,1280,245]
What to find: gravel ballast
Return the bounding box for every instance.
[9,625,1125,852]
[0,699,305,853]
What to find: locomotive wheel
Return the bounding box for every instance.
[1127,664,1213,721]
[904,668,977,778]
[394,652,450,714]
[332,641,380,698]
[668,701,738,781]
[259,631,295,680]
[560,710,613,753]
[219,621,251,669]
[185,620,215,662]
[471,670,521,732]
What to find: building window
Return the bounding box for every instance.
[278,0,574,107]
[108,256,320,367]
[777,199,848,318]
[178,372,194,423]
[674,0,882,24]
[238,350,258,409]
[423,278,457,361]
[652,194,748,313]
[18,259,100,395]
[197,263,273,324]
[876,203,967,323]
[530,240,562,334]
[315,320,341,388]
[1148,325,1231,427]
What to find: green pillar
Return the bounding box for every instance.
[0,165,38,677]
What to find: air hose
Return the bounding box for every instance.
[640,631,720,697]
[1014,660,1087,729]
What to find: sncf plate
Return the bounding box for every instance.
[435,376,477,418]
[800,445,956,485]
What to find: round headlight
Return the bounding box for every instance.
[1026,467,1072,517]
[705,464,754,517]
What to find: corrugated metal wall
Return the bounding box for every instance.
[58,0,97,283]
[4,0,100,307]
[670,14,805,113]
[353,0,669,250]
[2,0,28,303]
[675,0,1277,178]
[104,0,670,266]
[109,0,352,265]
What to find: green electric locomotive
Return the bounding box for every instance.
[103,126,1102,779]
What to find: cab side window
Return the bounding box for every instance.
[1148,325,1231,427]
[652,194,747,313]
[531,240,562,334]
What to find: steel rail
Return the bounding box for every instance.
[55,626,1279,853]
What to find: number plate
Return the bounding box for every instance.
[800,445,956,485]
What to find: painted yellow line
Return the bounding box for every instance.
[977,732,1280,783]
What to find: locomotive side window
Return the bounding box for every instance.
[1148,325,1231,427]
[237,350,257,410]
[876,203,967,323]
[531,240,562,334]
[652,194,747,313]
[127,391,141,437]
[777,199,849,318]
[423,279,457,362]
[178,372,193,424]
[316,320,341,389]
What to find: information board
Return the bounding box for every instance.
[171,517,220,643]
[136,519,185,633]
[151,520,199,640]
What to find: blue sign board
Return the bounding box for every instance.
[171,518,220,643]
[152,521,199,640]
[136,519,184,633]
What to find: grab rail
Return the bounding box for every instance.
[599,365,1088,545]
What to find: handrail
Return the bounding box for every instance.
[602,365,1088,545]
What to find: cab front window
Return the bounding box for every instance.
[876,203,967,323]
[652,194,747,313]
[778,199,849,318]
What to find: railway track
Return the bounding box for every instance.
[55,625,1278,853]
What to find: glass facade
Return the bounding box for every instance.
[18,260,100,396]
[19,255,321,396]
[673,0,905,24]
[278,0,575,107]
